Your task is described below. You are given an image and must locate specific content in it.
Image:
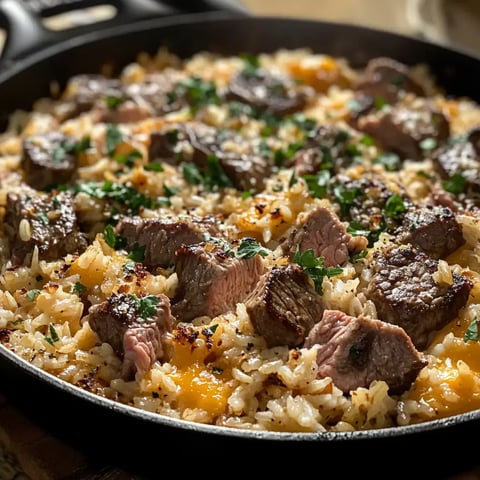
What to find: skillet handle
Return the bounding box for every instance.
[0,0,249,67]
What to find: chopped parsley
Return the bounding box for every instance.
[419,137,437,151]
[292,248,343,294]
[443,173,467,195]
[26,289,40,301]
[72,282,87,294]
[115,149,142,168]
[44,324,60,345]
[106,124,123,157]
[464,317,479,342]
[129,294,160,319]
[105,95,125,109]
[144,162,164,172]
[103,224,127,249]
[384,194,406,220]
[168,76,220,114]
[374,152,401,172]
[304,170,331,199]
[183,156,232,191]
[127,243,146,262]
[236,238,269,259]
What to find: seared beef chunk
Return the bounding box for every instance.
[245,264,324,348]
[394,205,465,259]
[4,191,88,266]
[62,71,189,122]
[328,174,409,243]
[355,57,425,105]
[357,105,450,161]
[21,132,78,190]
[61,74,124,119]
[116,214,220,269]
[86,293,174,380]
[432,126,480,194]
[226,68,311,116]
[149,122,273,193]
[366,246,472,350]
[172,241,265,322]
[123,71,187,116]
[280,206,367,266]
[304,309,426,395]
[287,125,354,175]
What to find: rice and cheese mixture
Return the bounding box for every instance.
[1,47,480,434]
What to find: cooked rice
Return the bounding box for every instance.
[0,46,480,434]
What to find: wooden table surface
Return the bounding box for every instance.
[1,1,480,478]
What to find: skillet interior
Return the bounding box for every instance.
[0,12,480,476]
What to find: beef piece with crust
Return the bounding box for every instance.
[357,104,450,161]
[172,241,265,322]
[245,264,324,348]
[4,191,88,266]
[280,206,367,266]
[21,131,78,190]
[304,309,427,395]
[116,214,220,270]
[355,57,425,105]
[86,293,174,381]
[365,245,473,350]
[394,205,465,259]
[226,67,312,116]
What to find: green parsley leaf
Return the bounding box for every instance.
[26,289,40,301]
[419,137,437,151]
[183,163,203,185]
[292,248,343,294]
[130,294,160,319]
[144,162,164,172]
[115,150,142,168]
[122,261,136,274]
[443,173,467,195]
[303,170,331,199]
[169,76,220,114]
[45,323,60,345]
[106,124,123,157]
[384,194,406,220]
[236,238,269,259]
[128,243,146,262]
[464,317,479,342]
[105,95,125,109]
[72,282,86,294]
[374,152,401,172]
[103,224,127,250]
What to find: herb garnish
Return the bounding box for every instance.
[127,243,146,262]
[464,317,479,342]
[129,294,160,319]
[168,76,220,114]
[103,224,127,249]
[236,238,269,259]
[106,124,123,157]
[72,282,87,294]
[26,289,40,301]
[44,324,60,345]
[443,173,467,195]
[292,248,343,294]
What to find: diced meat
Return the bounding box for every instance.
[100,101,151,124]
[245,264,324,348]
[355,57,425,105]
[123,71,187,116]
[61,74,124,119]
[21,132,78,190]
[394,205,465,259]
[86,293,174,380]
[280,206,367,266]
[226,68,311,116]
[4,191,88,266]
[432,129,480,193]
[149,122,273,192]
[287,125,354,175]
[116,214,220,270]
[357,105,450,161]
[304,309,426,395]
[172,241,265,322]
[365,245,473,350]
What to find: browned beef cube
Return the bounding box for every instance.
[287,125,353,176]
[116,214,220,269]
[62,74,124,119]
[357,105,450,161]
[304,309,427,395]
[366,246,473,350]
[226,68,311,116]
[395,205,465,259]
[4,191,88,266]
[355,57,425,105]
[21,132,78,190]
[280,206,367,267]
[86,293,174,380]
[172,242,265,322]
[245,264,324,348]
[432,128,480,193]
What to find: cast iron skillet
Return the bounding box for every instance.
[1,1,480,477]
